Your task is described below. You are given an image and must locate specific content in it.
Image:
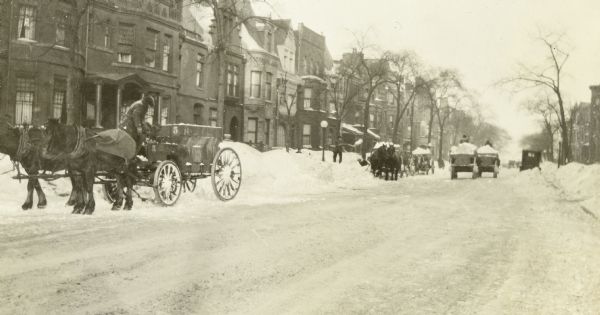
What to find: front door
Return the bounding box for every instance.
[229,116,239,141]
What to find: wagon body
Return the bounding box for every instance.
[450,153,477,179]
[146,124,222,172]
[476,153,499,178]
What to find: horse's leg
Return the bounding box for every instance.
[123,175,134,211]
[34,178,47,208]
[83,169,96,215]
[22,178,35,210]
[66,175,79,206]
[72,173,85,214]
[111,175,124,211]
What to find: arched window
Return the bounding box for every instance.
[193,103,203,125]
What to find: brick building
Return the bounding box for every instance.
[0,0,88,125]
[84,0,183,129]
[240,15,279,148]
[295,23,337,149]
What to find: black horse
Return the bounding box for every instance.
[384,145,403,181]
[0,116,80,210]
[44,119,151,214]
[368,145,388,178]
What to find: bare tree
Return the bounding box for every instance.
[426,69,464,161]
[328,53,363,135]
[193,0,272,128]
[501,31,572,164]
[384,50,424,144]
[521,94,560,161]
[357,53,390,159]
[276,71,297,152]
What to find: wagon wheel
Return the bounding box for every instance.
[211,147,242,201]
[153,160,182,206]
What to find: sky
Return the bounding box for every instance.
[257,0,600,159]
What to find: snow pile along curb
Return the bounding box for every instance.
[539,162,600,217]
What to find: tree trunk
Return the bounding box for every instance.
[216,50,226,129]
[438,125,445,162]
[361,87,375,159]
[409,101,415,151]
[427,101,435,144]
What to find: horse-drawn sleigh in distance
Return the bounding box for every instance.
[0,112,242,214]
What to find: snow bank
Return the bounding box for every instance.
[476,145,498,155]
[185,142,379,206]
[538,162,600,215]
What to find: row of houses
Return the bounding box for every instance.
[570,85,600,163]
[0,0,434,151]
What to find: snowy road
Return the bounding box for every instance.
[2,170,600,314]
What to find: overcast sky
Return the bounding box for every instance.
[260,0,600,157]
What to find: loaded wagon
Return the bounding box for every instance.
[450,143,477,180]
[476,145,500,178]
[103,124,242,205]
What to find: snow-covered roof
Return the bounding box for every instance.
[240,24,268,53]
[301,75,327,84]
[368,129,380,140]
[341,123,361,135]
[412,147,431,155]
[476,145,499,155]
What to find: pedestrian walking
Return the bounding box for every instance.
[333,136,343,163]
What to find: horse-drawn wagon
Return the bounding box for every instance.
[103,124,242,206]
[475,145,499,178]
[412,147,434,175]
[449,143,477,180]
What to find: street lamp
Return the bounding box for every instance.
[321,120,328,162]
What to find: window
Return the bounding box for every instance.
[209,108,217,127]
[233,65,239,96]
[56,11,71,47]
[93,20,111,48]
[196,54,204,87]
[15,77,34,125]
[369,113,375,126]
[193,103,203,124]
[250,71,261,98]
[303,88,312,109]
[145,29,159,68]
[302,124,311,146]
[162,34,172,71]
[247,118,258,143]
[265,72,272,101]
[52,77,66,120]
[329,102,336,114]
[389,115,394,129]
[117,23,134,63]
[17,5,36,40]
[160,97,169,125]
[103,24,110,48]
[227,65,240,96]
[146,105,154,124]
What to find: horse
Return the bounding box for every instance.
[0,115,80,210]
[44,119,152,214]
[384,145,403,181]
[368,144,389,178]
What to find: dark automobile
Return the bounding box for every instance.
[519,150,542,171]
